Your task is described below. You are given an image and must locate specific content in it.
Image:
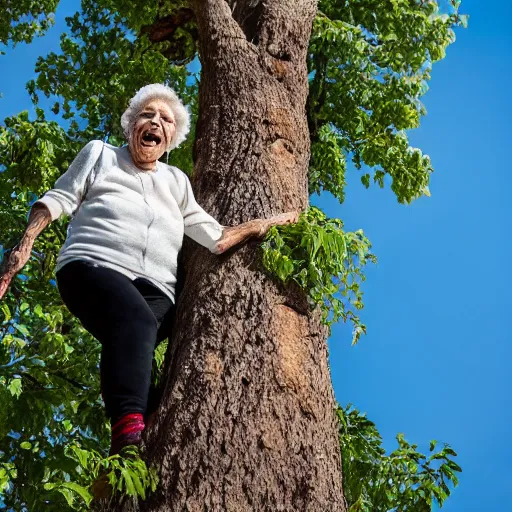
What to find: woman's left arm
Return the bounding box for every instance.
[177,169,300,255]
[213,211,299,255]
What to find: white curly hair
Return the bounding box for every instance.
[120,84,191,151]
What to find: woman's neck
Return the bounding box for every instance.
[127,146,157,171]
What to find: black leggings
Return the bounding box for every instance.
[56,260,175,424]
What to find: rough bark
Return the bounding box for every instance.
[115,1,346,510]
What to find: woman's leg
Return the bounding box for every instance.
[131,277,175,344]
[130,277,176,425]
[56,261,165,426]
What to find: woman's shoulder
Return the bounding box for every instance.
[76,141,131,178]
[95,142,132,168]
[83,140,126,156]
[76,139,104,157]
[99,141,124,155]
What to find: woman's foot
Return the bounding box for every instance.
[110,413,145,455]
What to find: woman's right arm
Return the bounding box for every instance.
[0,140,104,300]
[0,203,52,299]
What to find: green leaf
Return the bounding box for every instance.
[13,323,30,337]
[67,445,91,468]
[57,487,75,507]
[1,303,11,323]
[61,481,93,505]
[121,467,137,496]
[20,441,32,450]
[131,470,146,499]
[8,378,22,398]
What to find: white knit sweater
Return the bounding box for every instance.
[34,141,223,302]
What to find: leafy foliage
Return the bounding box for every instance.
[0,110,107,509]
[44,444,158,509]
[338,405,461,511]
[0,109,80,192]
[262,207,375,344]
[0,237,106,507]
[0,0,58,48]
[309,124,347,201]
[308,0,468,205]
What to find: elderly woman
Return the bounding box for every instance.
[0,84,297,454]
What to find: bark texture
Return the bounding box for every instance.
[115,1,346,510]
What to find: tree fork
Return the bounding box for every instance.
[115,1,347,510]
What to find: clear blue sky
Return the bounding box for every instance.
[1,1,510,510]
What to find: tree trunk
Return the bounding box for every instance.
[116,1,346,510]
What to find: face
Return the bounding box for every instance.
[128,98,176,170]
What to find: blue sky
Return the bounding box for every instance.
[1,1,510,510]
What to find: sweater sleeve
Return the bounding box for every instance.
[31,140,104,221]
[177,171,223,253]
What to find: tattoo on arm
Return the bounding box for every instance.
[23,203,53,242]
[1,203,52,275]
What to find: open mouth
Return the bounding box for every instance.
[141,131,162,147]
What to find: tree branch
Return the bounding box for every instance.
[191,0,247,45]
[258,0,317,52]
[141,7,195,42]
[21,372,46,390]
[53,371,89,391]
[140,7,198,64]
